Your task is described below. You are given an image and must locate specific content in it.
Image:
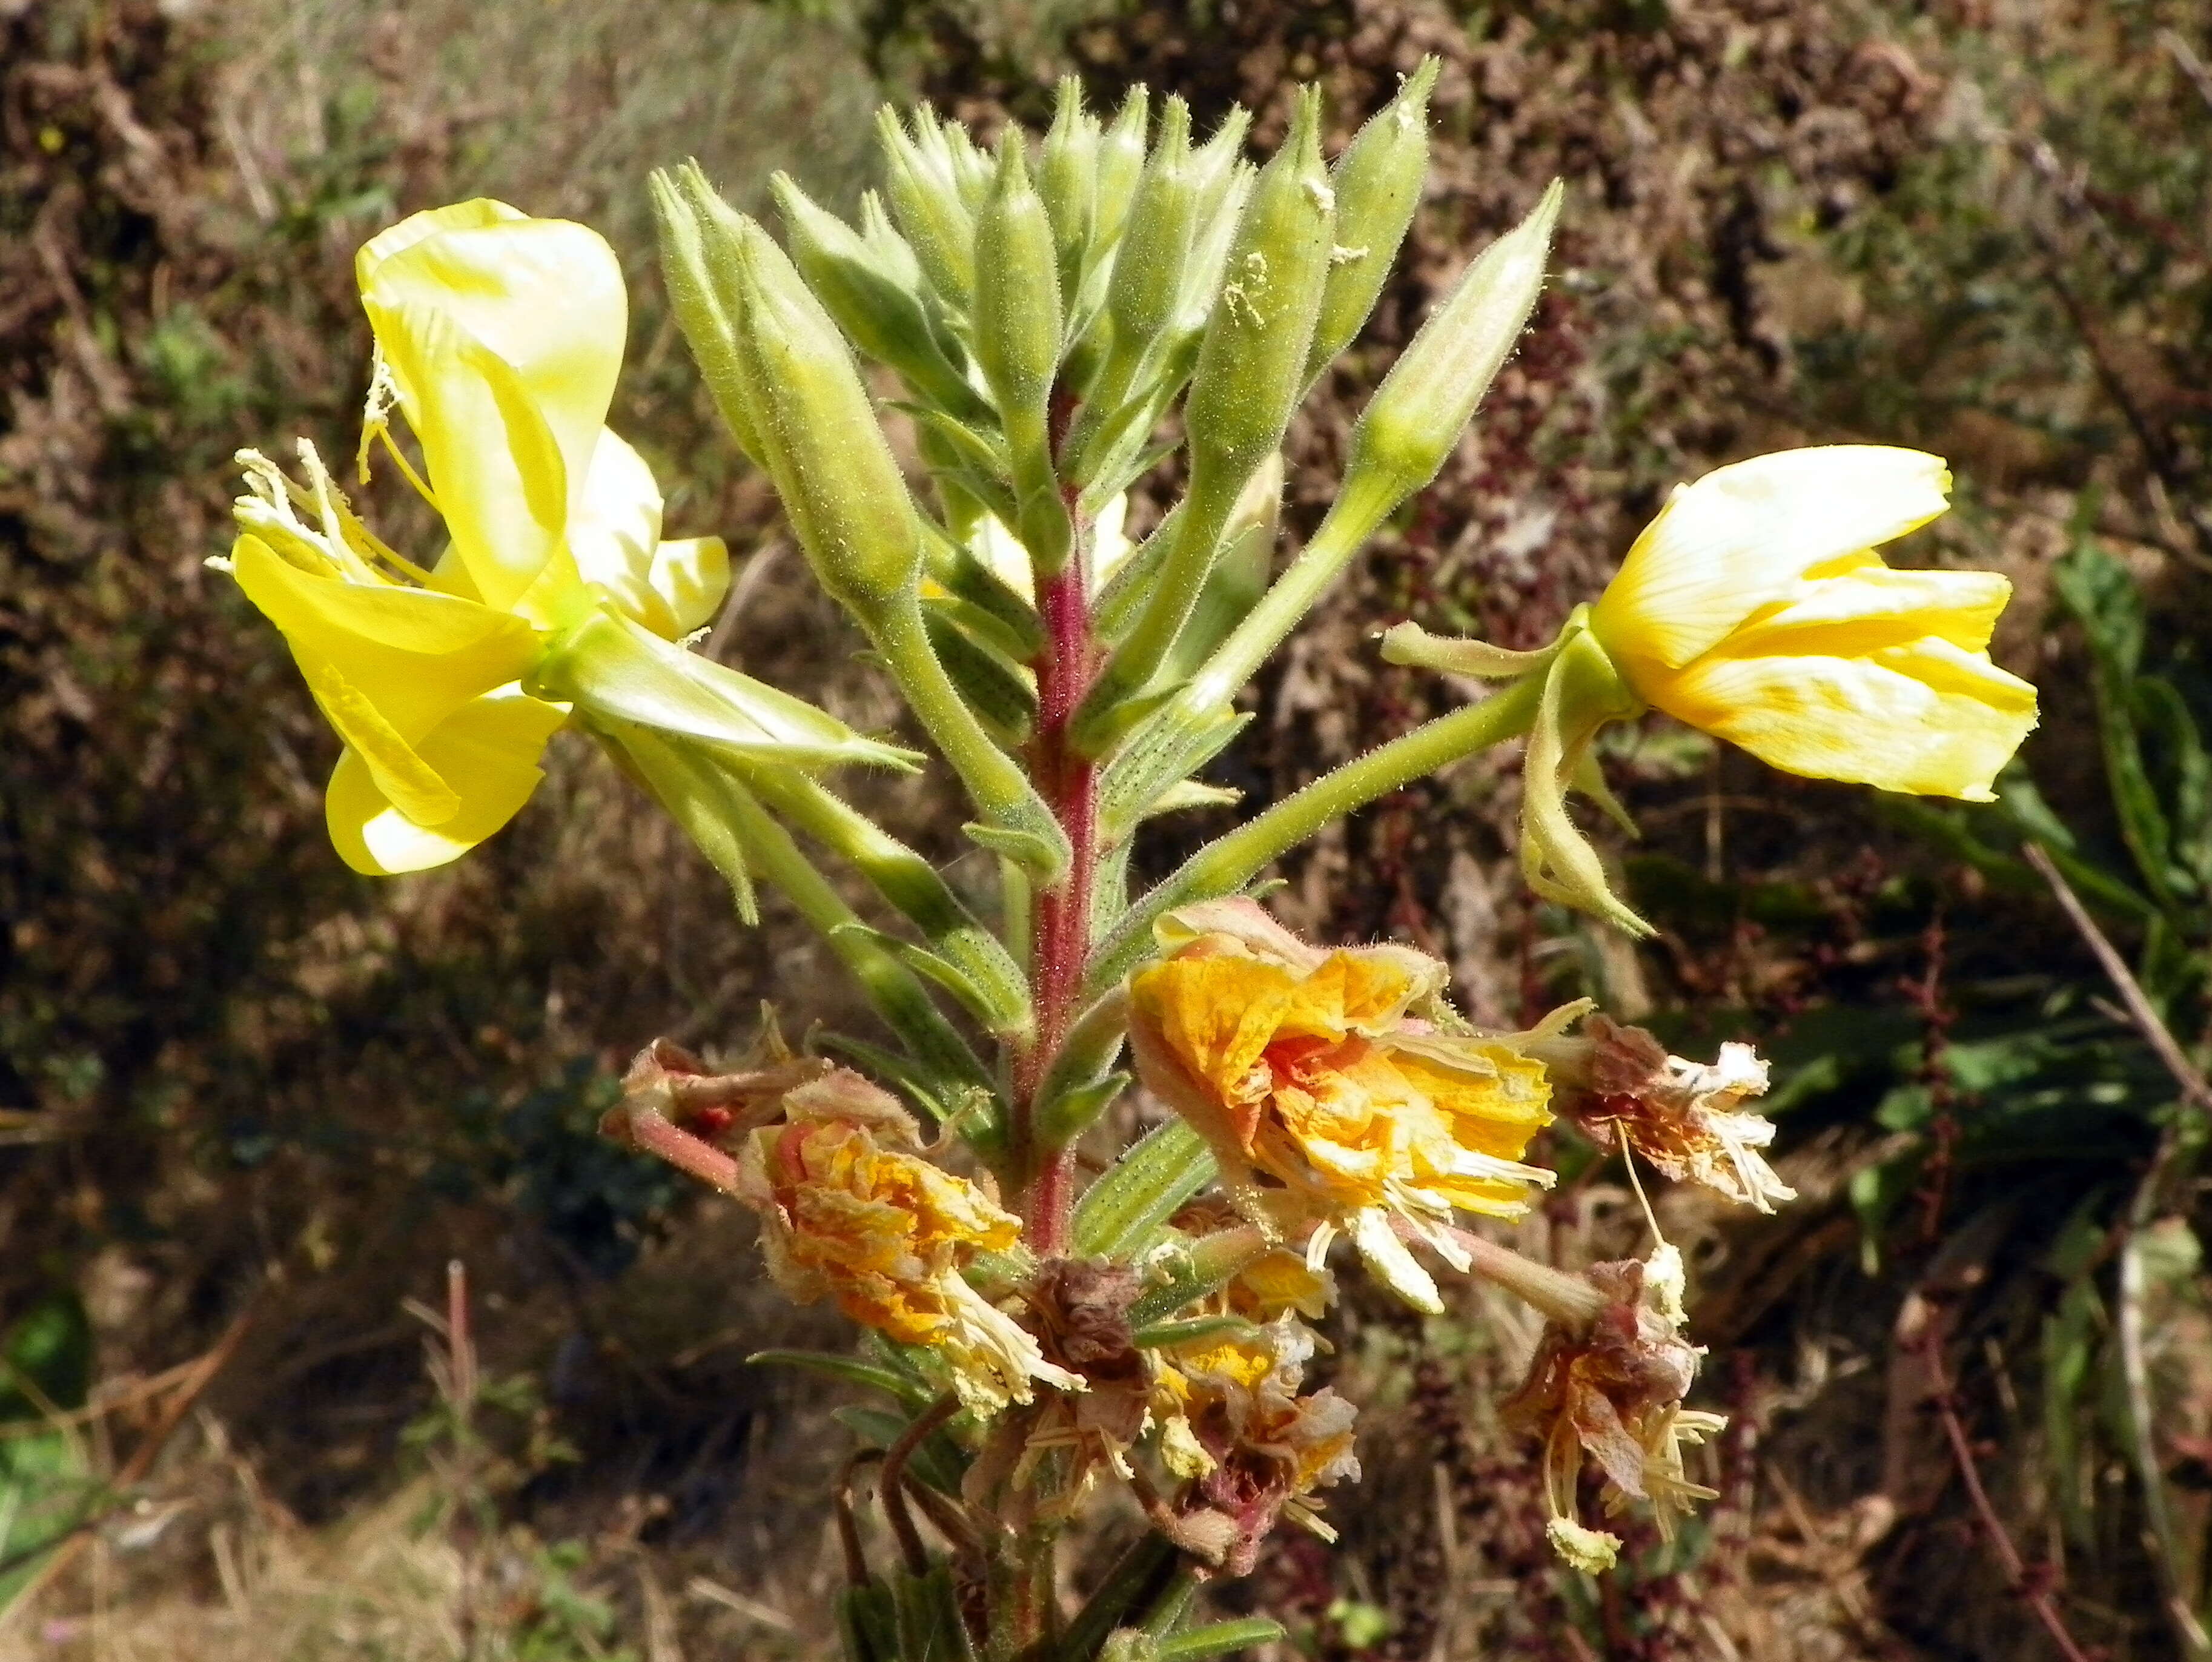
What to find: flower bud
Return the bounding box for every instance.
[1091,86,1151,253]
[875,104,975,310]
[716,199,926,621]
[936,114,993,214]
[648,168,764,462]
[1343,179,1561,504]
[1166,107,1256,342]
[1183,85,1333,482]
[1039,76,1099,295]
[1076,91,1330,741]
[973,134,1065,442]
[974,133,1071,573]
[1104,96,1197,360]
[1303,57,1439,387]
[770,171,984,422]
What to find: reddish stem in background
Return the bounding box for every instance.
[1913,1326,2096,1662]
[1015,502,1099,1254]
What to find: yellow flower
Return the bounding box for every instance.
[224,199,731,875]
[1127,899,1555,1313]
[1588,446,2037,800]
[733,1070,1079,1414]
[1385,446,2039,933]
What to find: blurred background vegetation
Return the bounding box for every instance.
[3,0,2211,1656]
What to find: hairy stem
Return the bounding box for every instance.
[1016,529,1101,1253]
[1088,675,1544,995]
[717,772,996,1099]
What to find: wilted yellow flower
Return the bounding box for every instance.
[1385,446,2038,934]
[1589,446,2036,800]
[1127,899,1555,1313]
[1149,1318,1360,1574]
[733,1069,1079,1414]
[222,200,730,875]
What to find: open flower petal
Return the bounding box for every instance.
[1659,635,2038,800]
[360,207,626,516]
[649,537,733,635]
[231,533,540,742]
[366,301,575,617]
[325,687,568,875]
[1592,446,1953,680]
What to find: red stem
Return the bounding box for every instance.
[1916,1329,2094,1662]
[1015,521,1099,1255]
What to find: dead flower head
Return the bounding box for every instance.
[1540,1013,1794,1213]
[1501,1247,1725,1572]
[1150,1317,1361,1576]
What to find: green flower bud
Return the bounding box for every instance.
[1168,114,1256,343]
[973,136,1064,439]
[720,203,926,622]
[1039,77,1099,294]
[647,167,763,463]
[1303,56,1440,387]
[876,104,975,310]
[1091,86,1151,253]
[1184,86,1333,478]
[1073,91,1331,747]
[938,115,993,214]
[1061,98,1197,485]
[771,171,986,423]
[974,132,1071,574]
[1104,96,1196,359]
[1345,178,1561,503]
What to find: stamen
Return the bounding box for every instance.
[377,425,441,512]
[295,439,381,583]
[356,343,401,486]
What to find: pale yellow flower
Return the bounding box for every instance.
[1589,445,2036,801]
[1127,899,1555,1312]
[1385,446,2039,933]
[733,1070,1078,1414]
[225,200,730,875]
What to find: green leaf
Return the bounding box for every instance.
[599,723,758,924]
[1130,1315,1259,1351]
[892,1563,978,1662]
[747,1350,937,1409]
[924,608,1037,747]
[2053,545,2176,903]
[1034,1071,1130,1145]
[1157,1618,1286,1658]
[0,1293,92,1421]
[830,922,1026,1035]
[1072,1120,1217,1259]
